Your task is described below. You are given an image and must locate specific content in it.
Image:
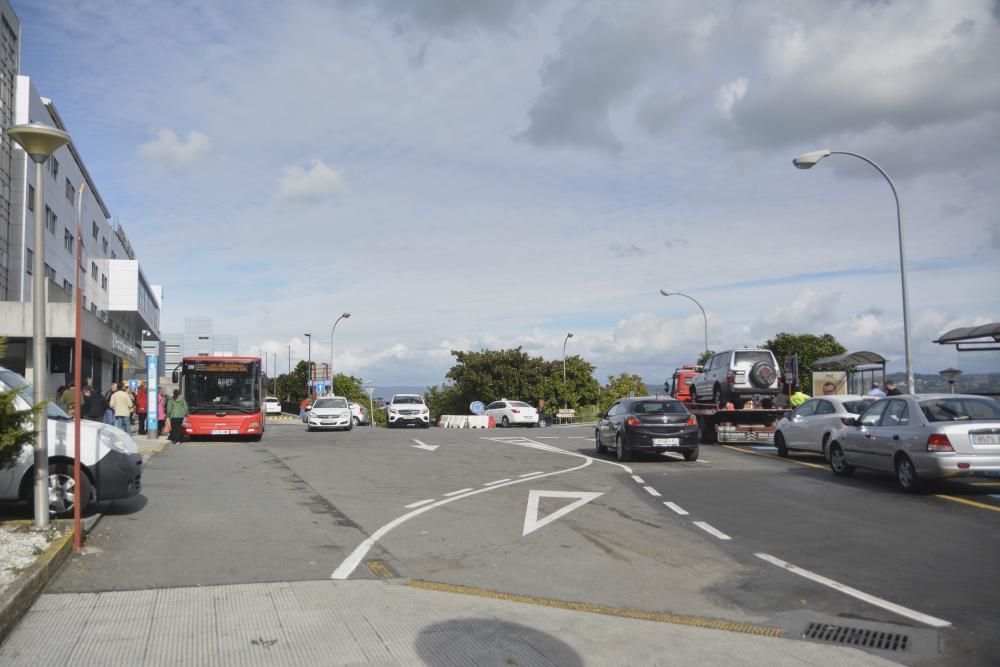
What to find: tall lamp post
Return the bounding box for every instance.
[304,333,312,395]
[793,149,915,395]
[8,122,70,529]
[562,332,574,382]
[939,368,962,394]
[328,312,351,395]
[660,288,708,355]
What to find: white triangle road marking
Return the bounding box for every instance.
[522,490,603,536]
[412,440,439,451]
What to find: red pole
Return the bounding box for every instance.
[72,182,87,550]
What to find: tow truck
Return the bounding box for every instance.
[666,364,788,444]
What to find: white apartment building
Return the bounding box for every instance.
[0,3,163,395]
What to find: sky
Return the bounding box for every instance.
[16,0,1000,387]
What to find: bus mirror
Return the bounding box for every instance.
[171,368,180,384]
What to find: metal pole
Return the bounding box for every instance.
[31,161,49,529]
[305,333,312,395]
[328,313,349,396]
[73,181,86,547]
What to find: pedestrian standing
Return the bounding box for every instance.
[885,380,902,396]
[867,382,886,397]
[103,383,117,424]
[82,386,108,422]
[58,382,77,416]
[157,388,168,436]
[109,384,134,434]
[136,382,148,435]
[167,389,189,444]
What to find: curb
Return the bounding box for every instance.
[0,527,74,645]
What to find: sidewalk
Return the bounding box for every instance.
[0,578,896,666]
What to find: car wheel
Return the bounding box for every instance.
[774,432,789,458]
[537,417,548,428]
[689,387,699,403]
[45,463,92,518]
[306,425,313,432]
[346,424,353,432]
[501,416,510,428]
[829,443,854,477]
[683,446,699,462]
[697,416,716,444]
[421,421,430,429]
[615,434,632,462]
[895,455,925,493]
[353,416,360,426]
[713,385,726,409]
[595,431,606,454]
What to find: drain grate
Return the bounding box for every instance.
[803,622,910,651]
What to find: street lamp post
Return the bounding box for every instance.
[660,288,708,355]
[793,149,915,395]
[8,122,71,529]
[562,332,574,383]
[939,368,962,394]
[328,312,351,396]
[304,333,312,395]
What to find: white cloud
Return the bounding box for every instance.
[274,160,344,203]
[137,129,210,166]
[715,77,748,120]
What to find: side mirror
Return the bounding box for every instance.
[171,368,180,384]
[844,417,859,427]
[304,406,311,412]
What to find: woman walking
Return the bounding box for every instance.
[166,388,189,444]
[157,388,168,436]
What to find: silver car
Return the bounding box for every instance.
[774,395,875,459]
[827,394,1000,492]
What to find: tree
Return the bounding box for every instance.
[275,360,314,403]
[0,338,41,470]
[696,349,715,366]
[331,373,366,403]
[599,372,648,414]
[763,332,847,393]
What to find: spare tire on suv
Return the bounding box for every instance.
[749,361,776,388]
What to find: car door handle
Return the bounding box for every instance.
[892,435,900,441]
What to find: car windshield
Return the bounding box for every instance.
[393,396,424,404]
[313,398,348,409]
[511,401,531,408]
[920,398,1000,422]
[734,351,772,365]
[632,400,686,414]
[0,369,71,420]
[842,399,874,414]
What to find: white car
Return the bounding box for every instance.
[485,399,539,427]
[305,397,353,431]
[264,396,282,415]
[774,395,875,459]
[0,366,143,516]
[349,402,368,425]
[387,394,430,428]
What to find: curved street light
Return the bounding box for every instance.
[562,332,574,382]
[793,149,915,395]
[8,122,70,529]
[328,312,351,395]
[660,288,708,355]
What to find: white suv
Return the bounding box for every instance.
[387,394,430,428]
[689,349,780,408]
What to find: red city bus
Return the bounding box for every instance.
[173,356,265,441]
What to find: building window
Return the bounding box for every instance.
[82,295,87,309]
[48,156,59,179]
[101,273,107,290]
[111,252,116,259]
[65,178,74,202]
[91,303,97,315]
[64,229,74,253]
[27,184,34,211]
[92,221,98,240]
[45,264,56,281]
[25,248,32,274]
[101,237,108,254]
[91,261,98,279]
[63,279,71,293]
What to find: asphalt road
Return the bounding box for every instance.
[44,421,1000,666]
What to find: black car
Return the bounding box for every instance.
[595,397,700,462]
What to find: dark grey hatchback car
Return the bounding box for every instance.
[595,397,700,462]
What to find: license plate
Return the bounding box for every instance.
[971,434,1000,445]
[211,429,235,435]
[653,438,680,446]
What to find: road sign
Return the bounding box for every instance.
[522,490,603,536]
[470,401,484,415]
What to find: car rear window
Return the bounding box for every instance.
[631,400,686,414]
[734,351,773,365]
[842,399,873,414]
[920,398,1000,422]
[313,398,348,409]
[511,401,531,408]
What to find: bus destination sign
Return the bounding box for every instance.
[190,361,251,373]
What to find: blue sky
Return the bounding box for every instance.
[16,0,1000,385]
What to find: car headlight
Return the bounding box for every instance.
[419,408,428,414]
[100,427,138,455]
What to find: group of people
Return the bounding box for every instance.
[54,378,189,442]
[866,380,901,397]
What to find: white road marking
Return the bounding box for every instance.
[693,521,732,541]
[404,498,435,509]
[631,475,645,484]
[411,439,439,451]
[522,490,604,536]
[643,486,661,497]
[755,553,951,628]
[519,471,545,477]
[483,478,512,486]
[331,457,594,580]
[536,437,559,439]
[567,436,588,439]
[443,487,474,497]
[663,502,689,515]
[482,436,633,474]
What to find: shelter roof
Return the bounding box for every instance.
[933,322,1000,351]
[811,351,887,371]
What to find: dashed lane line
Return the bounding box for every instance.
[643,486,661,497]
[483,478,511,486]
[663,502,689,516]
[631,475,645,484]
[404,498,435,509]
[693,521,732,541]
[443,487,474,497]
[755,553,951,628]
[518,471,545,478]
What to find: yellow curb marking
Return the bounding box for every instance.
[407,580,784,637]
[366,560,394,580]
[934,495,1000,514]
[721,445,827,470]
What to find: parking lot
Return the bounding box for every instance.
[0,418,995,665]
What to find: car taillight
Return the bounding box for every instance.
[511,408,520,413]
[927,434,954,452]
[686,416,697,426]
[727,373,735,385]
[626,417,641,426]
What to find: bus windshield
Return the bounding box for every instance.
[183,361,260,413]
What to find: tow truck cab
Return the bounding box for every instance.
[667,364,703,402]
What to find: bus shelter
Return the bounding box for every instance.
[933,322,1000,352]
[811,350,887,395]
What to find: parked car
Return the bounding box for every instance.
[0,366,143,516]
[305,396,353,432]
[264,396,282,415]
[827,394,1000,492]
[484,399,539,427]
[689,349,780,408]
[349,402,368,426]
[387,394,430,428]
[595,396,700,462]
[774,395,875,459]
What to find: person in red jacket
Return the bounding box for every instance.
[136,382,148,435]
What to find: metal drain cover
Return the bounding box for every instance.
[804,621,909,651]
